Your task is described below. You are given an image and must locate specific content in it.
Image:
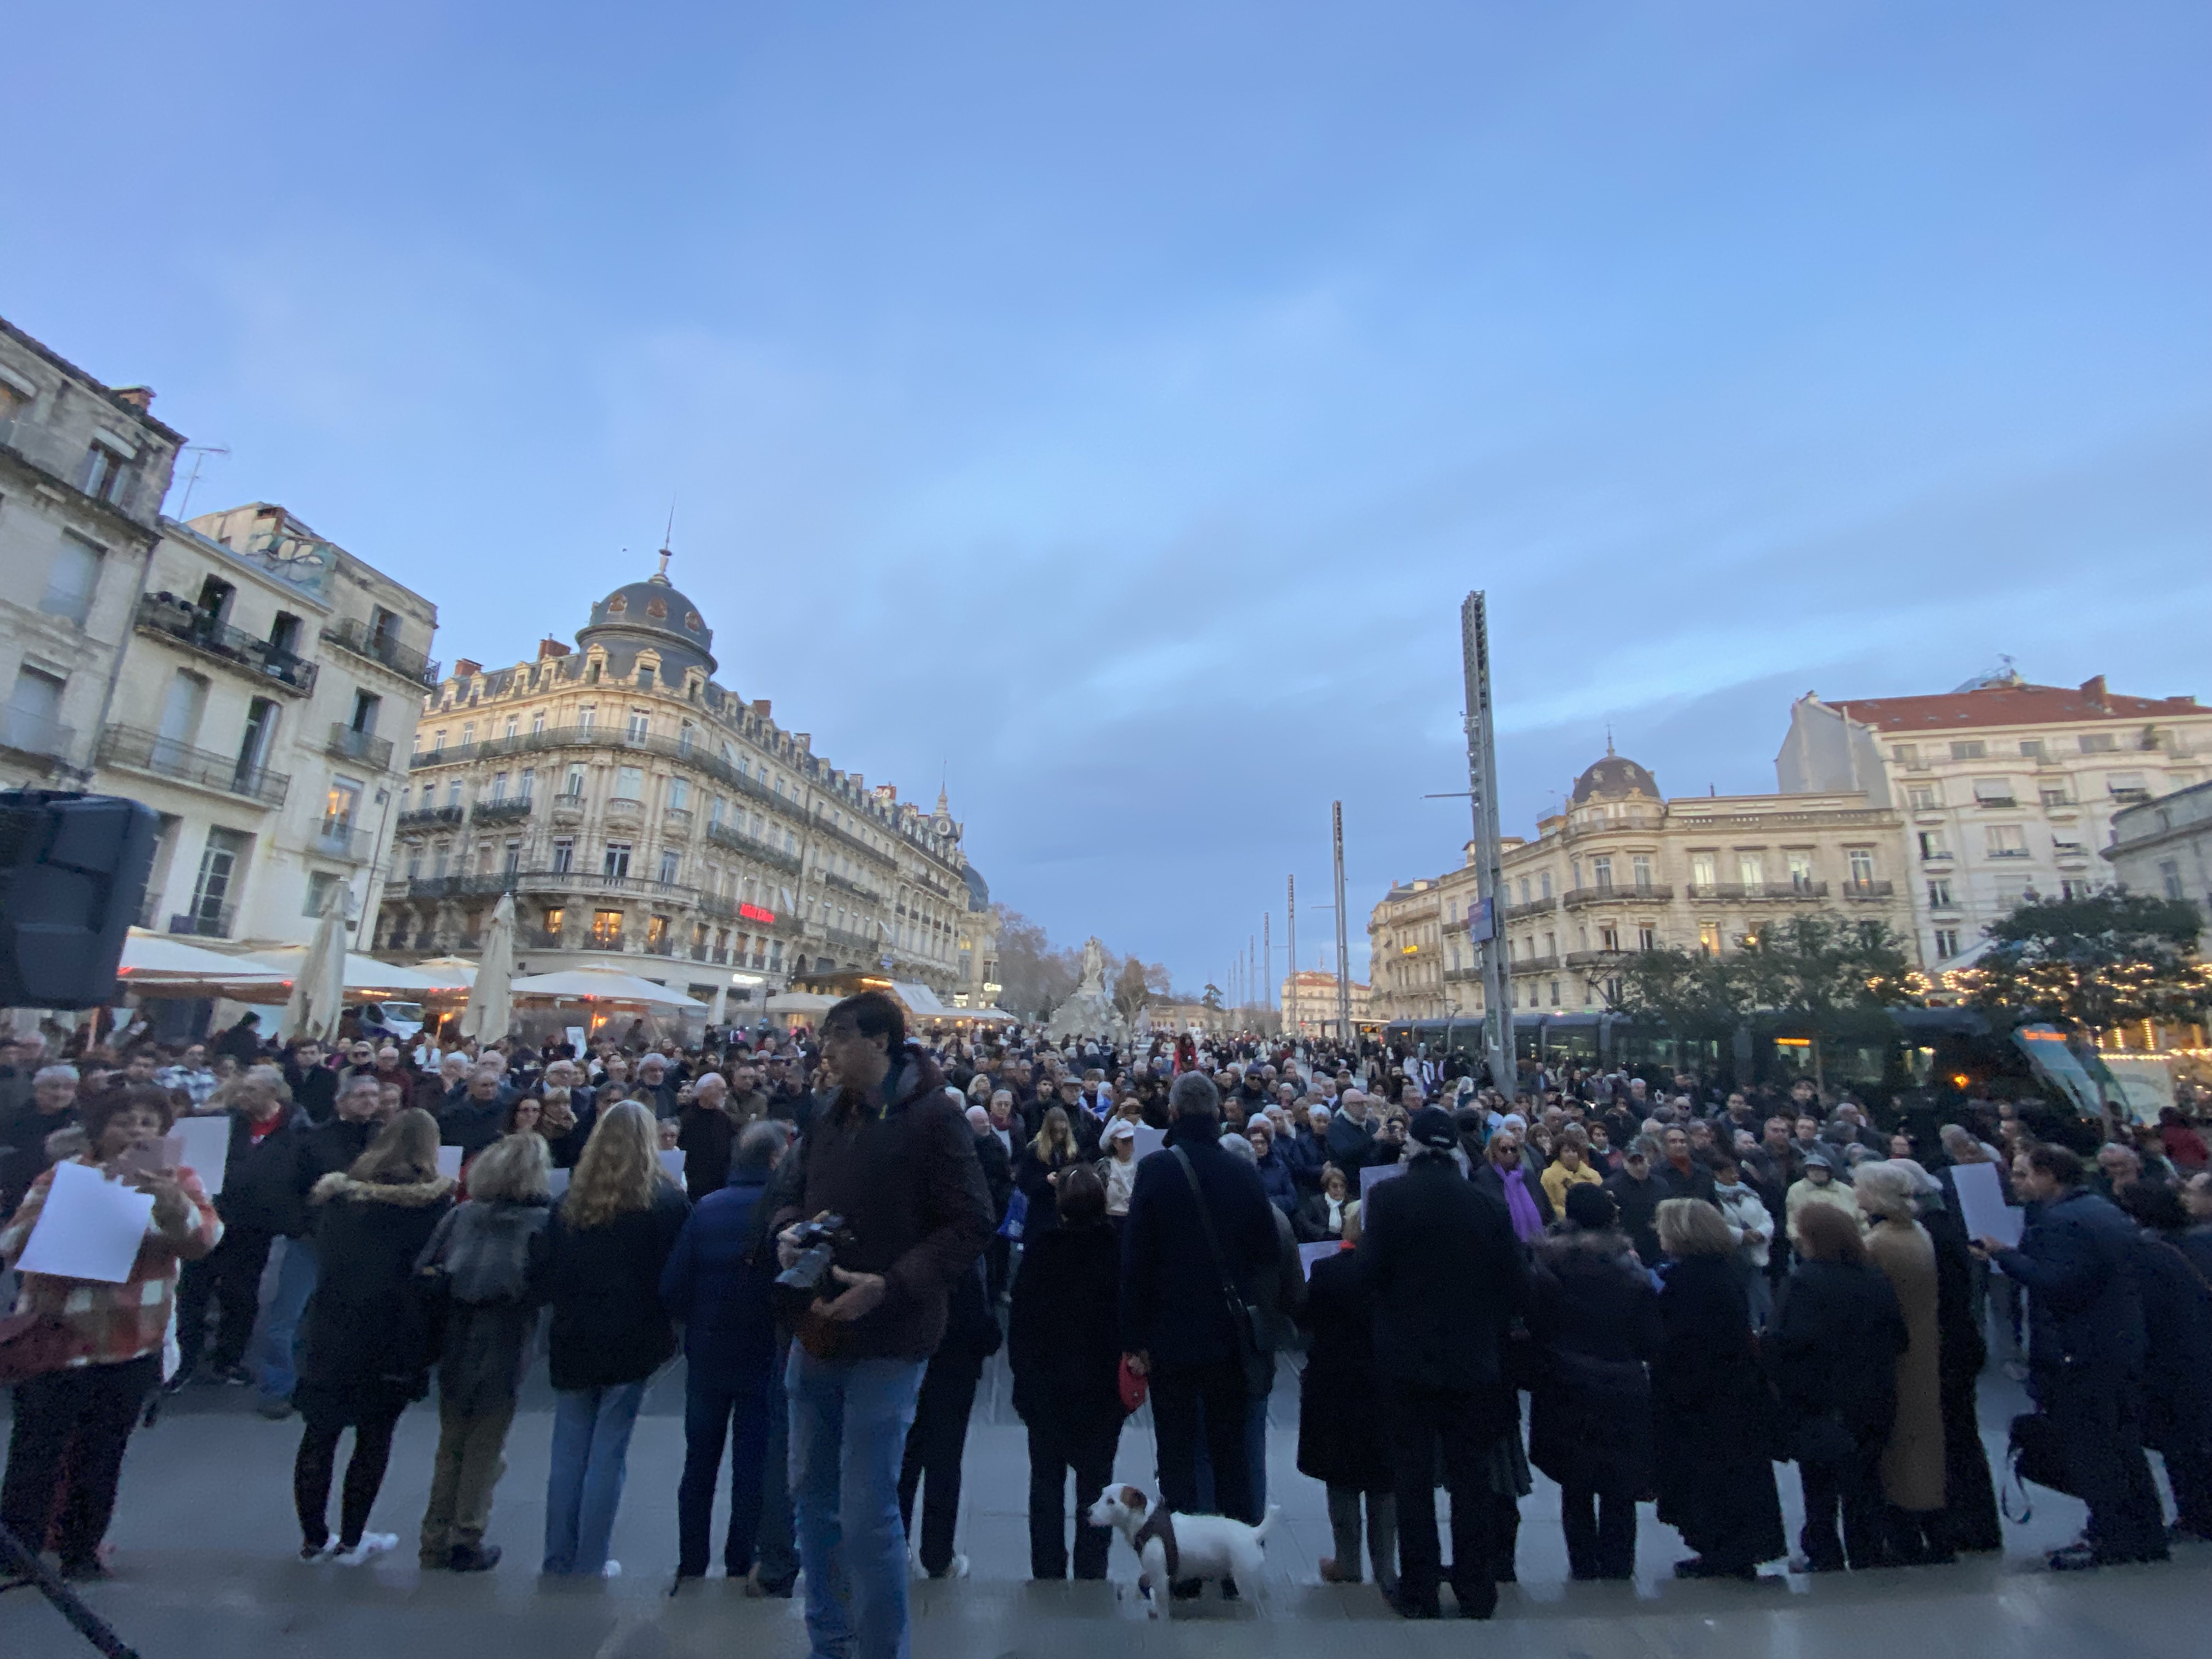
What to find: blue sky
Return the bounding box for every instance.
[7,2,2207,989]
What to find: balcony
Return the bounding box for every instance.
[98,724,290,807]
[662,806,695,838]
[1563,882,1672,908]
[391,872,522,901]
[326,723,395,770]
[1987,847,2031,860]
[398,805,464,831]
[309,819,375,863]
[511,868,702,907]
[643,935,676,958]
[824,870,881,903]
[1509,953,1561,974]
[323,614,440,688]
[1919,848,1954,864]
[2053,842,2091,865]
[1839,880,1895,900]
[706,819,805,874]
[550,791,586,822]
[823,924,881,955]
[134,594,316,695]
[1685,881,1827,901]
[519,927,566,949]
[472,797,534,825]
[605,796,644,826]
[168,905,235,939]
[0,703,75,764]
[1501,898,1555,922]
[1973,795,2018,810]
[1564,949,1624,968]
[1443,965,1482,982]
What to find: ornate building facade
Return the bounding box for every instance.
[376,560,998,1022]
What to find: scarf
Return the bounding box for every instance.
[1502,1167,1544,1242]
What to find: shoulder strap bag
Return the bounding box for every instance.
[1169,1147,1274,1398]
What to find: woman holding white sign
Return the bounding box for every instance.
[0,1084,217,1581]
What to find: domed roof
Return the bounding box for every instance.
[576,557,716,675]
[1571,751,1660,804]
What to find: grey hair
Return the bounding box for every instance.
[1218,1130,1257,1163]
[33,1063,78,1087]
[735,1117,792,1172]
[1853,1160,1920,1220]
[338,1074,383,1101]
[1169,1072,1220,1120]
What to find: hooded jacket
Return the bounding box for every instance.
[417,1195,554,1413]
[301,1171,455,1393]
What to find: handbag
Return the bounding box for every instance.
[996,1188,1028,1242]
[1170,1148,1275,1398]
[2005,1410,2074,1523]
[0,1308,86,1385]
[1118,1354,1149,1414]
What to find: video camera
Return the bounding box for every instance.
[775,1214,855,1294]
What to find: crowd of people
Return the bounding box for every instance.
[2,1009,2209,1643]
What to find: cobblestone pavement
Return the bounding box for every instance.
[4,1356,2207,1659]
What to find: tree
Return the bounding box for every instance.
[1201,983,1224,1012]
[990,906,1081,1020]
[1606,945,1750,1042]
[1953,889,2212,1034]
[1109,955,1171,1026]
[1731,915,1922,1085]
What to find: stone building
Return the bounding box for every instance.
[1278,968,1373,1036]
[1780,672,2211,966]
[380,558,998,1022]
[2103,778,2212,954]
[1,316,184,788]
[98,505,436,946]
[1369,748,1916,1022]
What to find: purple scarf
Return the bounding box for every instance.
[1502,1167,1544,1242]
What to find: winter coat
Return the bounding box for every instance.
[1280,1127,1325,1194]
[1252,1146,1299,1216]
[972,1130,1013,1224]
[1008,1222,1124,1434]
[774,1045,992,1364]
[296,1115,378,1190]
[1786,1176,1861,1242]
[1119,1117,1278,1375]
[1989,1187,2147,1381]
[1605,1169,1665,1265]
[1654,1158,1716,1205]
[658,1170,780,1379]
[438,1086,510,1156]
[1013,1140,1082,1238]
[213,1107,309,1236]
[416,1195,554,1414]
[545,1183,691,1390]
[1356,1154,1527,1398]
[1296,1248,1391,1491]
[1294,1188,1350,1244]
[675,1101,740,1203]
[2132,1227,2212,1457]
[1324,1112,1375,1176]
[299,1172,456,1396]
[1864,1217,1945,1510]
[1767,1259,1905,1444]
[285,1060,337,1125]
[1711,1181,1773,1269]
[1524,1228,1661,1493]
[1251,1203,1307,1353]
[1652,1253,1786,1566]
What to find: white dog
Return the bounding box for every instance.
[1086,1483,1279,1615]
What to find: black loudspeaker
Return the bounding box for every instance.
[0,791,159,1010]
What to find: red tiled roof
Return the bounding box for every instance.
[1826,677,2200,733]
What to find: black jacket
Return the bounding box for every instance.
[972,1130,1013,1224]
[774,1046,993,1364]
[1990,1187,2147,1379]
[1472,1158,1556,1232]
[1605,1169,1666,1265]
[1119,1117,1278,1374]
[215,1107,309,1237]
[1356,1153,1526,1397]
[300,1172,456,1394]
[546,1183,691,1390]
[1525,1227,1661,1491]
[438,1086,510,1156]
[2134,1227,2212,1455]
[1767,1259,1906,1442]
[285,1061,337,1125]
[675,1102,738,1203]
[1652,1254,1786,1565]
[296,1115,377,1192]
[1654,1158,1717,1205]
[1296,1248,1391,1491]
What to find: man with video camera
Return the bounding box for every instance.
[772,990,991,1659]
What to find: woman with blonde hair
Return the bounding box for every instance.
[541,1100,690,1577]
[1013,1105,1081,1239]
[414,1132,555,1571]
[1651,1197,1786,1579]
[1854,1160,1949,1564]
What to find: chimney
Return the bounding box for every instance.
[455,658,482,679]
[752,699,772,719]
[850,773,863,790]
[2080,675,2108,709]
[537,637,571,660]
[794,733,810,752]
[110,385,155,412]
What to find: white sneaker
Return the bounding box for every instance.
[939,1554,969,1581]
[600,1560,623,1579]
[335,1534,397,1567]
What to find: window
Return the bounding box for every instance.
[578,703,597,729]
[1950,740,1986,761]
[461,721,474,747]
[303,871,347,918]
[81,441,131,504]
[489,771,509,802]
[658,850,681,886]
[2059,879,2091,901]
[269,613,302,657]
[1690,853,1716,888]
[1736,852,1765,890]
[531,710,546,736]
[321,775,362,837]
[590,909,623,946]
[187,827,251,934]
[2161,859,2186,901]
[1927,879,1955,908]
[2039,785,2070,807]
[1972,777,2015,806]
[1934,928,1961,958]
[2107,772,2149,802]
[2078,732,2117,754]
[1598,923,1618,951]
[4,666,66,754]
[1918,829,1948,860]
[1892,743,1920,765]
[627,709,650,743]
[432,842,450,877]
[1538,872,1553,901]
[1516,878,1529,905]
[1786,852,1814,890]
[432,729,447,753]
[38,534,101,625]
[404,848,421,880]
[709,795,725,828]
[1905,784,1938,812]
[1985,824,2027,858]
[1630,854,1652,889]
[1848,849,1876,885]
[551,837,574,873]
[503,838,522,875]
[2019,739,2045,761]
[562,763,585,799]
[1589,855,1612,890]
[1638,925,1657,951]
[543,906,565,935]
[445,779,463,809]
[518,768,535,799]
[669,778,690,811]
[646,915,670,950]
[678,724,695,757]
[603,841,631,878]
[614,766,644,801]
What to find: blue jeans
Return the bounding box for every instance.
[255,1237,319,1403]
[543,1381,647,1575]
[787,1346,927,1659]
[678,1359,774,1576]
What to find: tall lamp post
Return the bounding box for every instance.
[1459,594,1515,1099]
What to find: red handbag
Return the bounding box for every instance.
[0,1309,85,1384]
[1117,1355,1149,1414]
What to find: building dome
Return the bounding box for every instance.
[575,558,717,677]
[1570,751,1660,804]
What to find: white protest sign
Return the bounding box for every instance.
[546,1167,571,1199]
[1951,1160,2023,1250]
[1132,1124,1167,1163]
[436,1146,465,1180]
[658,1148,686,1184]
[18,1160,157,1283]
[1299,1240,1342,1280]
[1360,1161,1406,1204]
[173,1116,230,1198]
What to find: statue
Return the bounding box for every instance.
[1046,935,1118,1040]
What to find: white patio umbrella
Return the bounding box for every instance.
[458,893,516,1041]
[282,885,349,1042]
[408,957,479,988]
[116,930,293,1002]
[244,948,460,995]
[505,968,704,1008]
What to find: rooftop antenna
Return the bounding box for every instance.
[656,499,675,579]
[1605,723,1615,757]
[173,444,230,518]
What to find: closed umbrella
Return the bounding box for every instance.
[459,893,516,1041]
[283,884,349,1042]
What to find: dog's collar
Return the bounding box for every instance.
[1133,1507,1179,1583]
